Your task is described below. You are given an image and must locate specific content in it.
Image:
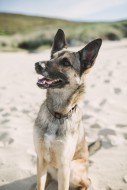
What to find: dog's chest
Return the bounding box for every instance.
[43,133,58,165]
[34,120,78,168]
[43,132,78,167]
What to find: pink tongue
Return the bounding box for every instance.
[38,78,54,85]
[46,79,54,85]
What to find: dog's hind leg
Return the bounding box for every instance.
[70,159,91,190]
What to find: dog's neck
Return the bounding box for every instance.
[46,83,85,115]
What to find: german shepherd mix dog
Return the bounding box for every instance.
[34,29,102,190]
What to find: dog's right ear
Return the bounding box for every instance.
[51,29,67,58]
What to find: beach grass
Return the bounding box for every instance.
[0,13,127,51]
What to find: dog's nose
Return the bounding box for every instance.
[35,62,45,74]
[35,61,46,68]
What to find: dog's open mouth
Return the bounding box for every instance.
[37,76,63,88]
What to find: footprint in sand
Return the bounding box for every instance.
[123,133,127,140]
[99,129,125,147]
[0,132,14,146]
[10,107,18,112]
[1,112,10,124]
[108,71,113,77]
[22,109,30,114]
[91,84,95,88]
[90,123,101,129]
[116,124,127,128]
[99,99,107,106]
[1,119,10,124]
[83,115,93,120]
[0,86,6,90]
[84,100,89,105]
[104,79,110,83]
[2,112,10,117]
[117,61,121,65]
[0,108,4,112]
[99,128,116,136]
[114,88,122,94]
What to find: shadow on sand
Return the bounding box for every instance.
[0,175,36,190]
[0,175,79,190]
[0,140,101,190]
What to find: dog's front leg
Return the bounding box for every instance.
[37,156,47,190]
[58,163,70,190]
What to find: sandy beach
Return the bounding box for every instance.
[0,39,127,190]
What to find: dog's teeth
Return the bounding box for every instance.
[54,79,59,82]
[38,75,44,79]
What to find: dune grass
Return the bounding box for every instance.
[0,13,127,51]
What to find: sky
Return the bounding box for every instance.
[0,0,127,21]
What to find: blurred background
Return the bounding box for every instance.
[0,0,127,51]
[0,1,127,190]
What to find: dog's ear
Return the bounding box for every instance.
[51,29,67,58]
[78,39,102,75]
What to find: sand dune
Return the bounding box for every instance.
[0,40,127,190]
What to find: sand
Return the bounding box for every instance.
[0,39,127,190]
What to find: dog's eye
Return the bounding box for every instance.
[62,59,71,67]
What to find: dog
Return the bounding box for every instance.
[33,29,102,190]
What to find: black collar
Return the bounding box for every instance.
[47,105,77,119]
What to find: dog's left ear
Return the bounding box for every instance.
[78,39,102,75]
[51,29,67,58]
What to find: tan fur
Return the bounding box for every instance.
[34,96,90,190]
[34,81,90,190]
[34,29,102,190]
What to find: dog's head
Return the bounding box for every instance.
[35,29,102,89]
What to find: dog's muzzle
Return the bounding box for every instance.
[35,61,46,74]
